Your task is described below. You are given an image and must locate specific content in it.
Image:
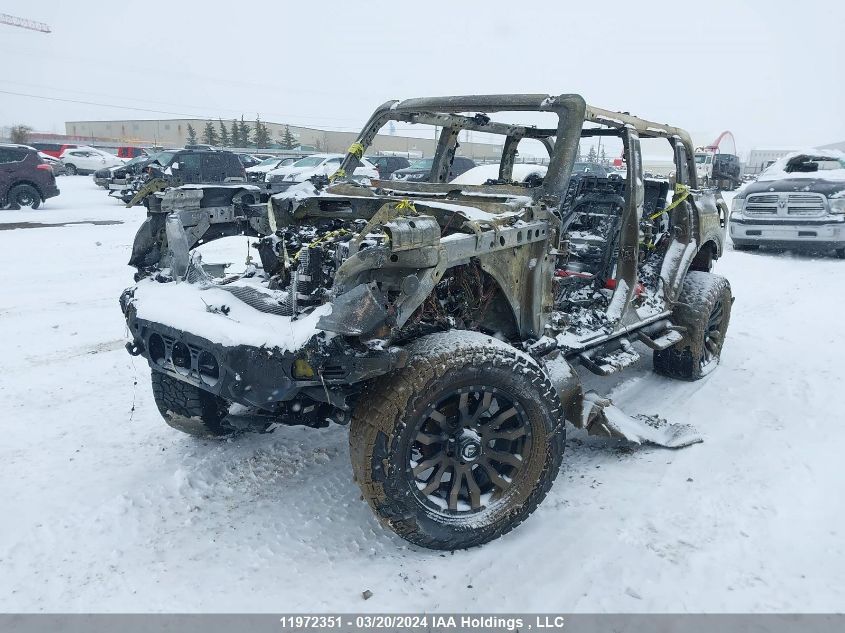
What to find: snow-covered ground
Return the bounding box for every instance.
[1,177,843,613]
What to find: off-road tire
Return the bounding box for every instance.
[65,164,78,176]
[349,330,565,550]
[654,271,732,381]
[150,371,230,437]
[8,184,41,209]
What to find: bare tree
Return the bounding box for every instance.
[10,125,33,145]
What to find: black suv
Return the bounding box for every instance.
[390,155,477,181]
[122,149,246,207]
[0,144,60,209]
[152,149,246,183]
[366,155,410,178]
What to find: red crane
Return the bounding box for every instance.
[699,131,736,156]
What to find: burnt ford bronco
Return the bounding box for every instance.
[121,94,731,549]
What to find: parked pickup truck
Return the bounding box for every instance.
[730,150,845,258]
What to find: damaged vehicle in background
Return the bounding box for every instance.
[38,152,67,176]
[246,156,302,182]
[120,94,730,550]
[391,155,476,181]
[730,150,845,258]
[266,153,378,185]
[94,153,154,189]
[116,149,247,207]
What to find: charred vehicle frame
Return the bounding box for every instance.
[121,94,731,549]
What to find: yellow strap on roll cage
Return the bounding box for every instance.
[347,142,364,159]
[395,198,417,213]
[648,183,691,221]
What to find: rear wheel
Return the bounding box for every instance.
[151,371,231,437]
[349,331,565,550]
[654,271,732,381]
[7,184,41,209]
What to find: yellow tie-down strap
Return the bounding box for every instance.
[347,142,365,159]
[648,183,690,221]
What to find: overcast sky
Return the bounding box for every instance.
[1,0,842,154]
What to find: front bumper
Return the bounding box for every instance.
[122,297,406,411]
[729,216,845,249]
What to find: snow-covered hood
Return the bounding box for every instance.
[736,150,845,198]
[130,276,330,352]
[739,177,845,198]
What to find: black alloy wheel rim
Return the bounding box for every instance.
[16,190,36,207]
[408,386,531,515]
[702,298,724,369]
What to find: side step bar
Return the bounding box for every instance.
[578,321,688,376]
[636,327,684,350]
[579,339,640,376]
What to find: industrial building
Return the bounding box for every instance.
[64,118,505,160]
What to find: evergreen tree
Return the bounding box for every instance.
[202,121,219,146]
[218,119,230,147]
[599,147,607,165]
[186,124,198,145]
[238,116,252,147]
[230,118,241,147]
[280,125,298,150]
[587,145,597,163]
[253,115,270,149]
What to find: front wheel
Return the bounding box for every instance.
[65,163,78,175]
[151,371,231,437]
[654,271,732,381]
[349,331,565,550]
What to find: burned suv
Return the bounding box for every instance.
[120,94,730,549]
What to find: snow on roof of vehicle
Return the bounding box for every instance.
[757,149,845,182]
[451,163,548,186]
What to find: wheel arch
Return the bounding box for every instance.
[690,238,720,271]
[9,179,45,200]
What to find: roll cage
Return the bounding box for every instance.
[338,94,699,193]
[337,94,703,318]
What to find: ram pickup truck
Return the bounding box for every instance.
[730,150,845,257]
